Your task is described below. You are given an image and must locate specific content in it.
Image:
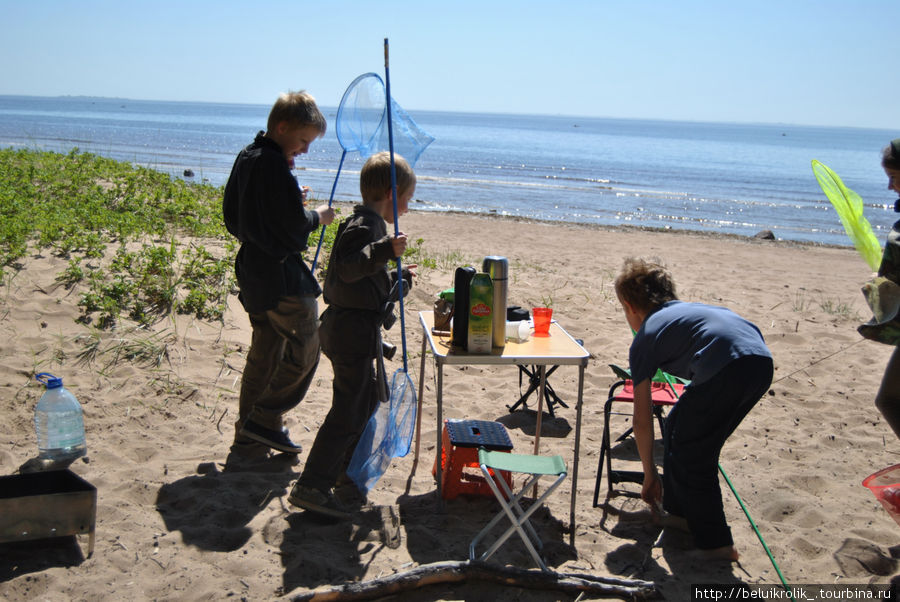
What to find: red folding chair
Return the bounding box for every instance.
[592,367,685,505]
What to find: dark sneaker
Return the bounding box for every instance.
[288,484,351,519]
[334,479,368,509]
[239,421,303,454]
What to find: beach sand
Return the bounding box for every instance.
[1,207,898,600]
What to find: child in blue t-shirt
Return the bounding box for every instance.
[615,258,773,562]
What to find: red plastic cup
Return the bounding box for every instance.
[863,463,900,528]
[532,307,552,337]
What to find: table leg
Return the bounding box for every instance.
[532,366,547,455]
[413,331,428,465]
[569,364,585,547]
[532,365,547,497]
[435,362,444,507]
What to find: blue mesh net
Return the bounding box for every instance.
[311,72,434,273]
[346,369,417,493]
[335,72,433,165]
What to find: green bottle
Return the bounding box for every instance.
[467,272,493,353]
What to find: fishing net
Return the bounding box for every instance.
[336,72,434,166]
[311,72,433,272]
[812,159,882,270]
[346,370,417,493]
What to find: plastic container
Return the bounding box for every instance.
[532,307,553,337]
[34,373,86,461]
[505,320,529,343]
[863,463,900,527]
[467,273,493,354]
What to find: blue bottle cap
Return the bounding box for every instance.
[35,372,63,389]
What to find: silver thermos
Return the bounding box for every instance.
[482,256,508,348]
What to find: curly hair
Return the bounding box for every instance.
[883,139,900,171]
[614,257,678,314]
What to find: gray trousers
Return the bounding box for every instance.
[234,295,320,440]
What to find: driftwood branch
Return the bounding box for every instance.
[291,560,658,601]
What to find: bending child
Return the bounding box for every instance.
[289,151,415,519]
[614,258,773,561]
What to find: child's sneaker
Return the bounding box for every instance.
[288,484,351,519]
[334,478,368,509]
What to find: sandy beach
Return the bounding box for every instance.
[1,207,898,600]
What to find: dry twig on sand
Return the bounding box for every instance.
[291,560,658,601]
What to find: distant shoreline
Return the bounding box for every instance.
[1,94,893,133]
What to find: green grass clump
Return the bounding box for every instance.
[1,147,225,264]
[1,147,346,328]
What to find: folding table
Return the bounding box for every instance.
[413,311,590,545]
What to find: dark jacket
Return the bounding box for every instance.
[320,205,409,357]
[223,131,321,313]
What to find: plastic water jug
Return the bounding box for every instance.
[34,373,86,461]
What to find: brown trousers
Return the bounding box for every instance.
[234,295,320,441]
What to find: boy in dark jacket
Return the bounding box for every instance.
[289,151,415,518]
[222,91,335,461]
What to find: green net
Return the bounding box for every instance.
[812,159,882,270]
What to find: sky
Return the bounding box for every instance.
[1,0,896,129]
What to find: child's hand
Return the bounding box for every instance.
[315,204,335,226]
[641,471,662,507]
[392,233,408,258]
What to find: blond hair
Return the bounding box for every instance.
[614,257,678,314]
[266,90,327,134]
[359,151,416,204]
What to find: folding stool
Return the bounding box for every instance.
[469,449,567,572]
[432,419,513,499]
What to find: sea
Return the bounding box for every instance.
[0,94,897,247]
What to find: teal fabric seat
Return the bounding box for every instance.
[469,449,567,572]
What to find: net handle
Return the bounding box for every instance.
[384,38,409,374]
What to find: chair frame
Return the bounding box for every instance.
[592,378,682,506]
[469,449,567,572]
[507,364,567,416]
[506,338,584,418]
